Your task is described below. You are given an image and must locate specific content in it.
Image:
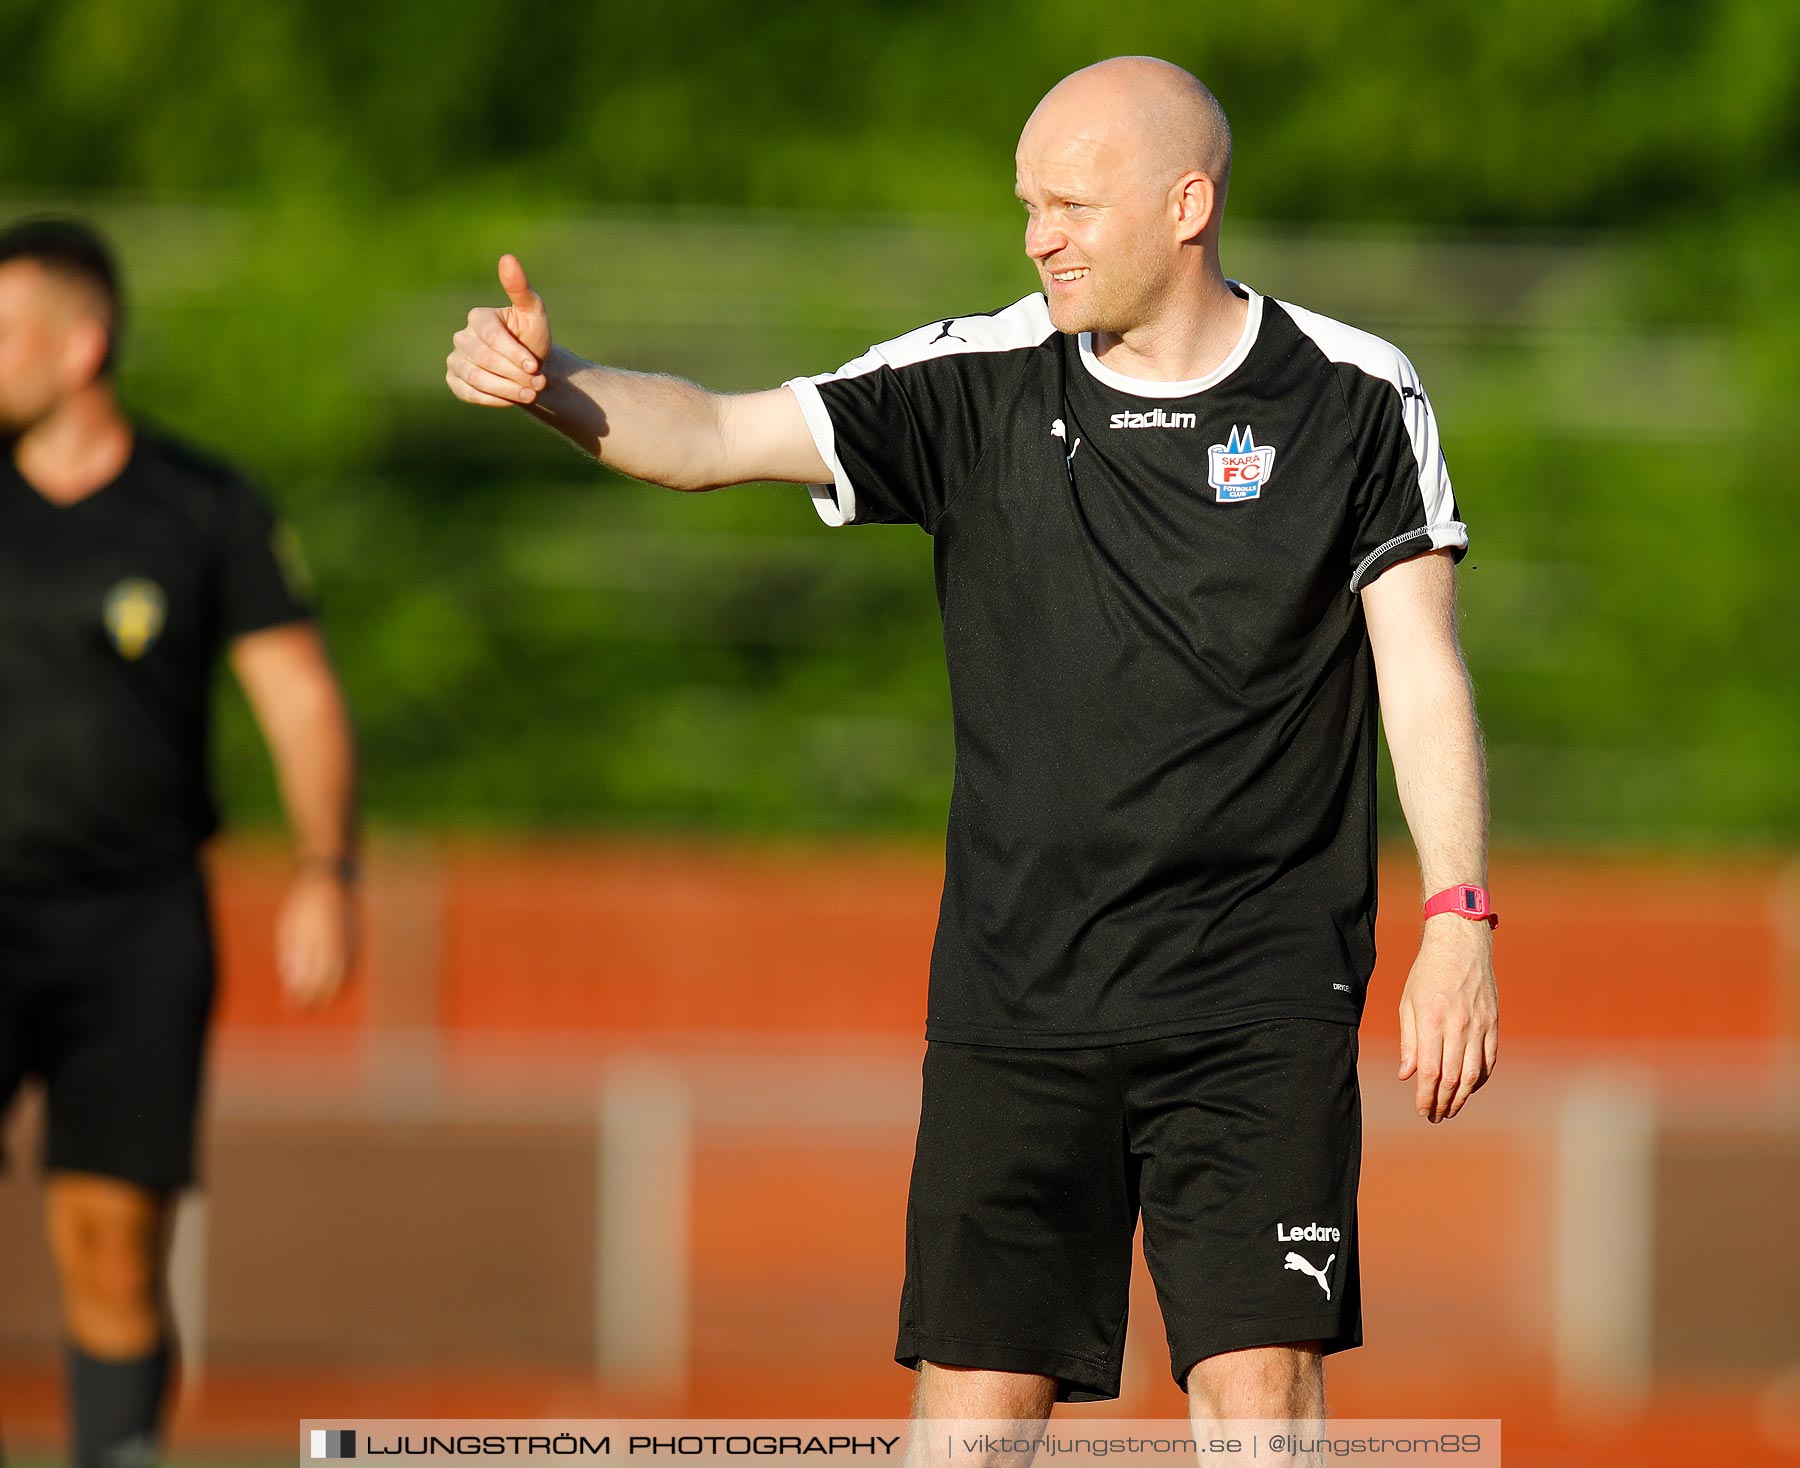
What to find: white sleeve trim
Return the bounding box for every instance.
[1350,520,1469,593]
[782,376,856,527]
[1274,298,1460,576]
[783,295,1054,529]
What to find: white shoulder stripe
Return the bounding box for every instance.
[816,293,1055,383]
[1275,297,1415,391]
[1274,298,1463,587]
[784,294,1053,527]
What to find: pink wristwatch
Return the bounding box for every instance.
[1424,883,1498,929]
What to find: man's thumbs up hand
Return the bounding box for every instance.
[497,254,552,359]
[446,253,553,408]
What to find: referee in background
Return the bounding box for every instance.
[0,218,359,1468]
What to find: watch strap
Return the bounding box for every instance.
[1424,883,1498,929]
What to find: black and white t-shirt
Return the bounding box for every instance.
[785,283,1466,1047]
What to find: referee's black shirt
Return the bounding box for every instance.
[0,429,312,891]
[787,284,1468,1046]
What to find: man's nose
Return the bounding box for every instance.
[1024,214,1066,261]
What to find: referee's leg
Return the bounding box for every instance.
[43,1172,179,1468]
[44,1175,180,1468]
[45,1172,174,1356]
[34,863,214,1467]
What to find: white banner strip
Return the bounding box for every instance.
[298,1417,1501,1466]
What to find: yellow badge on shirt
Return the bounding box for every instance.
[272,520,313,602]
[103,578,168,660]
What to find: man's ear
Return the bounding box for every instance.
[61,315,112,388]
[1171,171,1218,244]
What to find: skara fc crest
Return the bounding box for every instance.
[103,578,168,661]
[1207,424,1276,503]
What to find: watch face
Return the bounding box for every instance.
[1460,886,1488,915]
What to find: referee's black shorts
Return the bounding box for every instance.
[0,860,217,1191]
[897,1018,1362,1401]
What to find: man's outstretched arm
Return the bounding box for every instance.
[446,254,829,491]
[1363,548,1499,1124]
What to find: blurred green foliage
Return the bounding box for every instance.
[2,0,1796,845]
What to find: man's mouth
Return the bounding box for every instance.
[1048,267,1090,284]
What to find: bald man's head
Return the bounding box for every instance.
[1015,57,1234,334]
[1029,58,1232,206]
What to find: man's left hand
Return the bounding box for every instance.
[277,867,356,1011]
[1397,918,1498,1122]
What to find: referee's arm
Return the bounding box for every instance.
[446,255,830,490]
[1363,548,1498,1125]
[230,623,360,1011]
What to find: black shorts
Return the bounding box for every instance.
[0,861,216,1190]
[897,1018,1362,1401]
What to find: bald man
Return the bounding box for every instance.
[448,57,1498,1441]
[1,217,359,1467]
